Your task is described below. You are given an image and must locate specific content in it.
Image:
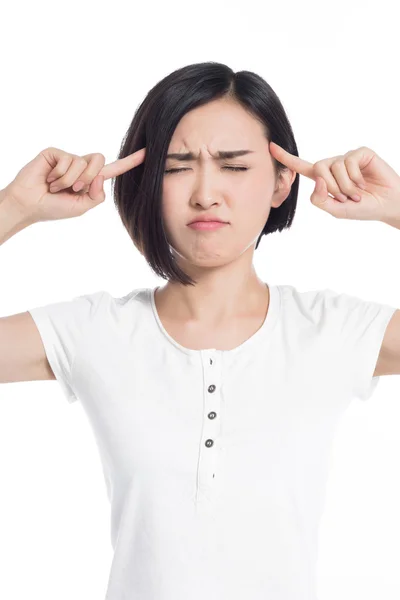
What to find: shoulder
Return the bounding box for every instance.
[28,286,150,330]
[278,283,396,339]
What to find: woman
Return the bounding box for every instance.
[1,61,398,600]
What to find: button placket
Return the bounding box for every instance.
[196,350,223,507]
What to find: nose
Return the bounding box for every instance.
[191,173,221,208]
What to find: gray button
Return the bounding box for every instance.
[205,439,214,447]
[208,384,216,393]
[208,412,217,419]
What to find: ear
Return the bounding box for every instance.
[271,169,297,209]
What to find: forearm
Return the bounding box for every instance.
[0,189,32,246]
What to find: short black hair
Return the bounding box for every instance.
[112,61,299,286]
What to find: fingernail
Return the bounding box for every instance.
[351,194,361,201]
[47,176,56,183]
[50,185,60,193]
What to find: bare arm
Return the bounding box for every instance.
[0,145,146,385]
[0,188,33,246]
[0,188,55,383]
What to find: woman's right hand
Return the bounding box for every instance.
[3,146,146,224]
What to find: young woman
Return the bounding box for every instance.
[1,61,400,600]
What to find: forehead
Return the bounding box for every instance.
[167,99,266,155]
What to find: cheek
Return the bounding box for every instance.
[161,183,174,209]
[162,180,185,209]
[239,184,271,212]
[254,191,271,213]
[161,195,180,224]
[250,176,275,209]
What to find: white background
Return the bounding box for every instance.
[1,0,400,598]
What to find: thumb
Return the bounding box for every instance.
[310,176,342,218]
[87,174,106,207]
[311,176,330,209]
[311,177,327,204]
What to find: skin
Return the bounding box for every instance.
[155,97,296,329]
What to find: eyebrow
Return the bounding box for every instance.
[165,150,255,161]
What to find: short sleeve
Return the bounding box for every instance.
[322,288,397,402]
[27,290,107,404]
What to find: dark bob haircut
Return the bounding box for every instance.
[112,61,299,287]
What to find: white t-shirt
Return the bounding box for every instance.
[28,283,397,600]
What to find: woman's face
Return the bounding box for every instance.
[161,98,292,268]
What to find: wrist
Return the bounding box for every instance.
[382,214,400,230]
[0,188,33,245]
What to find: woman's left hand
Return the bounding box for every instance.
[269,141,400,223]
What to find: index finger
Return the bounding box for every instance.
[100,147,147,180]
[270,141,314,179]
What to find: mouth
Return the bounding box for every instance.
[187,221,229,230]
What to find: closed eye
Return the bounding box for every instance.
[164,166,249,174]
